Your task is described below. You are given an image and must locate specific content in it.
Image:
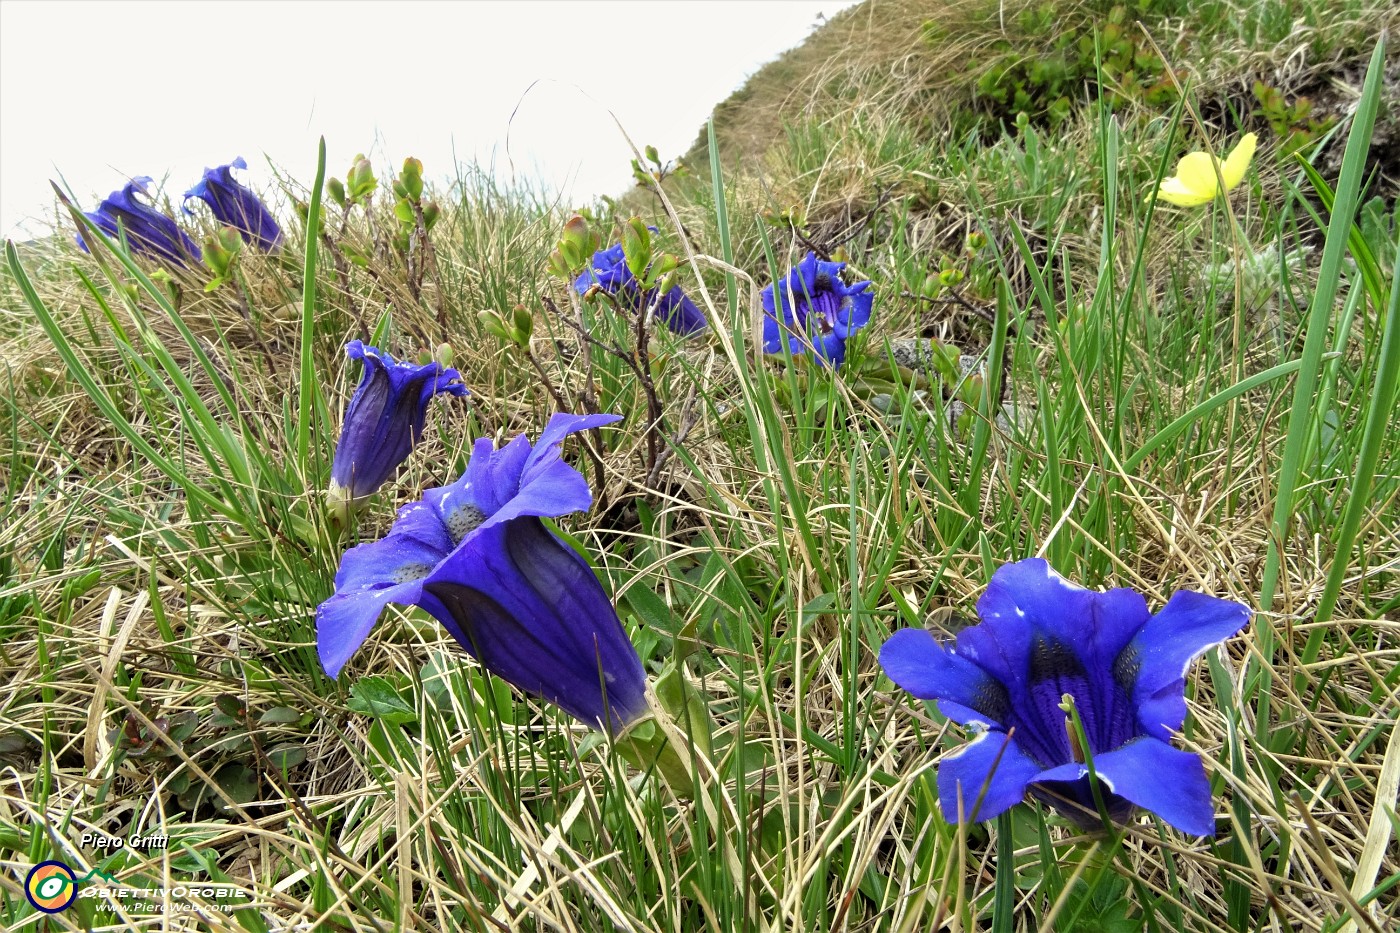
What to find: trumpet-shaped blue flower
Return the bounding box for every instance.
[76,177,202,266]
[574,240,708,337]
[317,413,648,733]
[183,156,283,250]
[329,342,469,506]
[761,253,873,367]
[880,558,1250,835]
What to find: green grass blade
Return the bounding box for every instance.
[297,137,327,473]
[1304,201,1400,657]
[1255,38,1386,720]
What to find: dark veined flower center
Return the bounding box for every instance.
[393,563,433,584]
[1007,636,1138,768]
[445,504,486,545]
[805,282,843,336]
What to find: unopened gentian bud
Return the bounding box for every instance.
[216,226,243,255]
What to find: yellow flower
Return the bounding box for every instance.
[1153,133,1257,207]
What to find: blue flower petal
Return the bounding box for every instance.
[1036,736,1218,835]
[330,343,468,501]
[879,628,1010,727]
[183,157,282,250]
[78,179,201,266]
[424,519,648,732]
[761,300,794,353]
[422,413,619,544]
[974,559,1148,673]
[657,287,708,336]
[833,284,874,337]
[317,579,425,679]
[819,330,847,366]
[938,730,1043,824]
[318,502,456,677]
[334,503,453,591]
[1122,590,1251,739]
[759,252,873,366]
[579,241,707,336]
[968,559,1146,757]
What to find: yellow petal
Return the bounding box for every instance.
[1174,151,1220,200]
[1221,132,1257,191]
[1155,176,1214,207]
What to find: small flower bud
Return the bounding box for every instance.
[400,157,424,201]
[546,248,573,280]
[348,157,377,202]
[622,217,651,280]
[512,305,534,343]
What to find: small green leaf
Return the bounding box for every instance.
[214,763,259,811]
[622,217,652,279]
[265,744,307,770]
[258,707,303,725]
[348,676,418,724]
[400,156,424,201]
[347,156,377,202]
[214,694,247,719]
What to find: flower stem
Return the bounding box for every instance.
[1060,693,1117,836]
[613,680,714,798]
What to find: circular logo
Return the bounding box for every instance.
[25,861,78,913]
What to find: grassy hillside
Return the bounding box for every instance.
[1,2,1398,931]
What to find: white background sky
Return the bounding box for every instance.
[0,0,858,240]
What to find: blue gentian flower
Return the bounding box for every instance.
[329,342,469,507]
[761,252,873,367]
[880,558,1250,835]
[183,157,283,250]
[574,240,708,337]
[317,413,649,733]
[76,177,202,266]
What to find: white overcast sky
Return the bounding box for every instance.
[0,0,858,239]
